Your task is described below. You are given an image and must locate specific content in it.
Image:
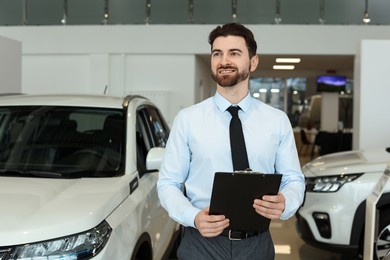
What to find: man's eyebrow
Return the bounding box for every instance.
[211,48,243,53]
[229,48,243,53]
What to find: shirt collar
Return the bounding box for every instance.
[214,91,252,113]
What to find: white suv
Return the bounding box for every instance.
[296,147,390,259]
[0,94,180,260]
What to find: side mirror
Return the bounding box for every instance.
[146,147,165,171]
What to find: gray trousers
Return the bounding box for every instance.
[177,227,275,260]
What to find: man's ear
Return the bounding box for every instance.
[250,55,259,72]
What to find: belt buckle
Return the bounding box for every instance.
[228,230,247,241]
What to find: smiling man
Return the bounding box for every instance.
[157,23,305,259]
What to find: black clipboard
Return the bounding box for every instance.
[209,172,282,232]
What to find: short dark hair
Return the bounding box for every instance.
[208,23,257,58]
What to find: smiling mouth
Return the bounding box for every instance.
[218,68,236,74]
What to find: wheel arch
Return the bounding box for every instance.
[350,193,390,254]
[130,232,153,260]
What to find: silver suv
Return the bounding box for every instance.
[0,94,180,260]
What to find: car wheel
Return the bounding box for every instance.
[375,208,390,260]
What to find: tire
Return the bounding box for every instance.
[375,208,390,260]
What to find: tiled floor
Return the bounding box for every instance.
[271,217,360,260]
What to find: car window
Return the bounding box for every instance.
[136,105,169,175]
[0,106,125,178]
[147,107,169,147]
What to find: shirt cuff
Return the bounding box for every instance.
[182,206,202,228]
[279,189,303,220]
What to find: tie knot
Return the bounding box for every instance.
[227,106,240,117]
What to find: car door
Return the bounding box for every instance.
[136,105,175,258]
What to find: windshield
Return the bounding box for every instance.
[0,106,125,178]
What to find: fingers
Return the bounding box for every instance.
[262,192,285,203]
[253,192,285,220]
[195,208,230,237]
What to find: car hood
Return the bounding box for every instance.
[302,148,390,177]
[0,174,133,246]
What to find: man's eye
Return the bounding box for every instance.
[212,52,221,57]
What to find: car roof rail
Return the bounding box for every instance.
[122,95,148,108]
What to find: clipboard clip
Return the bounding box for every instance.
[234,168,253,173]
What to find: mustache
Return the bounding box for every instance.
[217,65,237,70]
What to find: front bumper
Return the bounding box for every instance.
[296,212,359,256]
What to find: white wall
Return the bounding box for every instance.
[0,35,21,93]
[21,52,195,125]
[195,55,215,103]
[1,24,390,125]
[2,25,390,55]
[353,40,390,150]
[124,54,195,125]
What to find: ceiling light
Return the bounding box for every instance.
[232,0,238,22]
[319,0,325,24]
[274,0,282,24]
[363,11,370,24]
[276,58,301,63]
[273,65,295,70]
[188,0,194,23]
[61,0,68,25]
[363,0,370,24]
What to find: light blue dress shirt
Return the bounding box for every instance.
[157,91,305,228]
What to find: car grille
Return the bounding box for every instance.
[0,247,12,260]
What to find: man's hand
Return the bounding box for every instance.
[194,207,230,237]
[253,192,285,220]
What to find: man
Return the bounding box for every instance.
[157,23,305,259]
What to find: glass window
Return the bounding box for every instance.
[147,107,170,148]
[137,106,169,149]
[249,77,306,127]
[136,105,169,174]
[0,106,125,178]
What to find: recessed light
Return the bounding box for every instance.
[276,58,301,63]
[273,65,295,70]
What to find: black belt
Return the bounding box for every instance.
[220,230,259,240]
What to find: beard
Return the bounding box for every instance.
[211,65,251,88]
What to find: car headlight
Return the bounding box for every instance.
[305,173,363,192]
[9,221,112,260]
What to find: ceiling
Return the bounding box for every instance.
[0,0,367,79]
[0,0,389,26]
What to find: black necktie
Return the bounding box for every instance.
[227,106,250,171]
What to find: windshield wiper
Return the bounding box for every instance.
[0,169,63,178]
[26,170,63,178]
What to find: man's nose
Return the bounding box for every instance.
[221,54,232,66]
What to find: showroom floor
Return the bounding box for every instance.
[270,217,360,260]
[271,151,361,260]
